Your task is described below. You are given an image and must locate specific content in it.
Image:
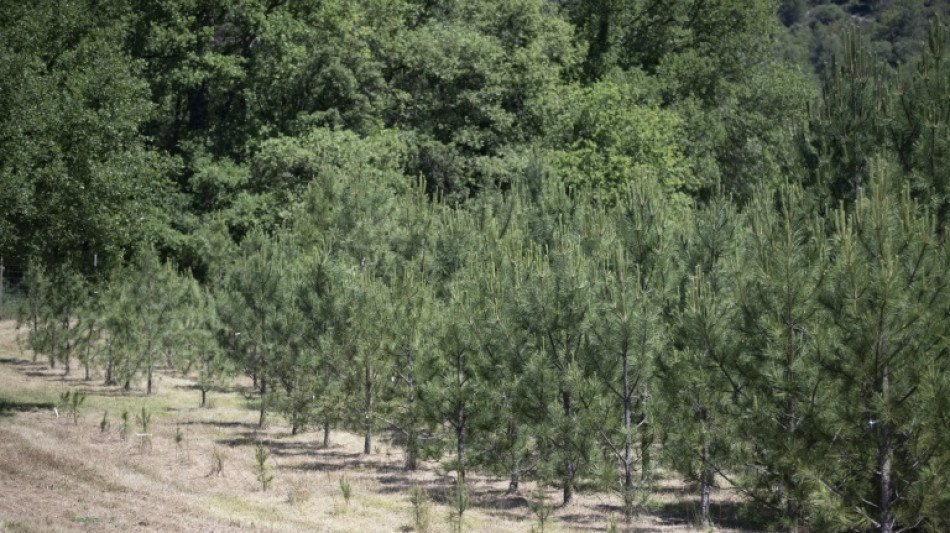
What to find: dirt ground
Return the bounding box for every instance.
[0,320,761,533]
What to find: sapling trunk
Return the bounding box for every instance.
[561,389,574,506]
[63,306,71,377]
[363,364,372,455]
[258,377,267,428]
[877,365,894,533]
[700,410,712,531]
[146,338,154,396]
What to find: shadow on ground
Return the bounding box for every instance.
[0,397,55,417]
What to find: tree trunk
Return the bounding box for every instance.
[201,388,207,408]
[507,419,520,494]
[104,337,115,386]
[878,365,894,533]
[622,348,633,513]
[0,257,5,321]
[258,377,267,428]
[561,388,575,506]
[508,458,520,494]
[323,421,331,448]
[83,323,94,382]
[63,307,71,377]
[405,348,417,470]
[364,364,372,455]
[456,410,466,483]
[146,339,154,396]
[640,388,652,484]
[700,413,712,531]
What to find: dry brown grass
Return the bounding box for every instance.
[0,320,763,532]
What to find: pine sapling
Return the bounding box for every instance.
[58,391,86,425]
[409,485,432,533]
[448,477,469,533]
[120,409,131,440]
[209,446,224,477]
[174,422,187,462]
[528,483,554,533]
[254,441,273,491]
[137,407,152,452]
[100,411,110,433]
[339,474,353,508]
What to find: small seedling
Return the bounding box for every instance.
[209,447,224,477]
[137,407,152,434]
[173,423,187,462]
[136,407,152,452]
[174,423,184,447]
[58,391,86,425]
[606,513,619,533]
[448,477,469,533]
[339,474,353,507]
[254,441,273,491]
[409,485,432,533]
[120,409,131,440]
[528,483,554,533]
[99,411,110,433]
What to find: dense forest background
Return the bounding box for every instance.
[2,1,950,531]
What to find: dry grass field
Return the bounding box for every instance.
[0,320,762,533]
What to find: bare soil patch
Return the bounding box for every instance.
[0,320,760,532]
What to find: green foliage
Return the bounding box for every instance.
[548,71,690,204]
[338,474,352,506]
[58,391,86,425]
[6,2,950,530]
[812,162,950,531]
[120,409,131,440]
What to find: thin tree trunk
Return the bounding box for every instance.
[456,348,466,483]
[83,322,94,381]
[146,338,154,396]
[31,310,39,363]
[622,348,634,514]
[123,338,132,390]
[405,349,417,470]
[562,389,574,506]
[456,409,466,483]
[258,376,267,428]
[640,388,652,485]
[508,418,520,494]
[700,411,712,531]
[323,420,331,448]
[364,364,372,455]
[0,257,5,321]
[104,337,115,385]
[201,388,207,408]
[63,306,71,377]
[509,457,520,494]
[878,365,893,533]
